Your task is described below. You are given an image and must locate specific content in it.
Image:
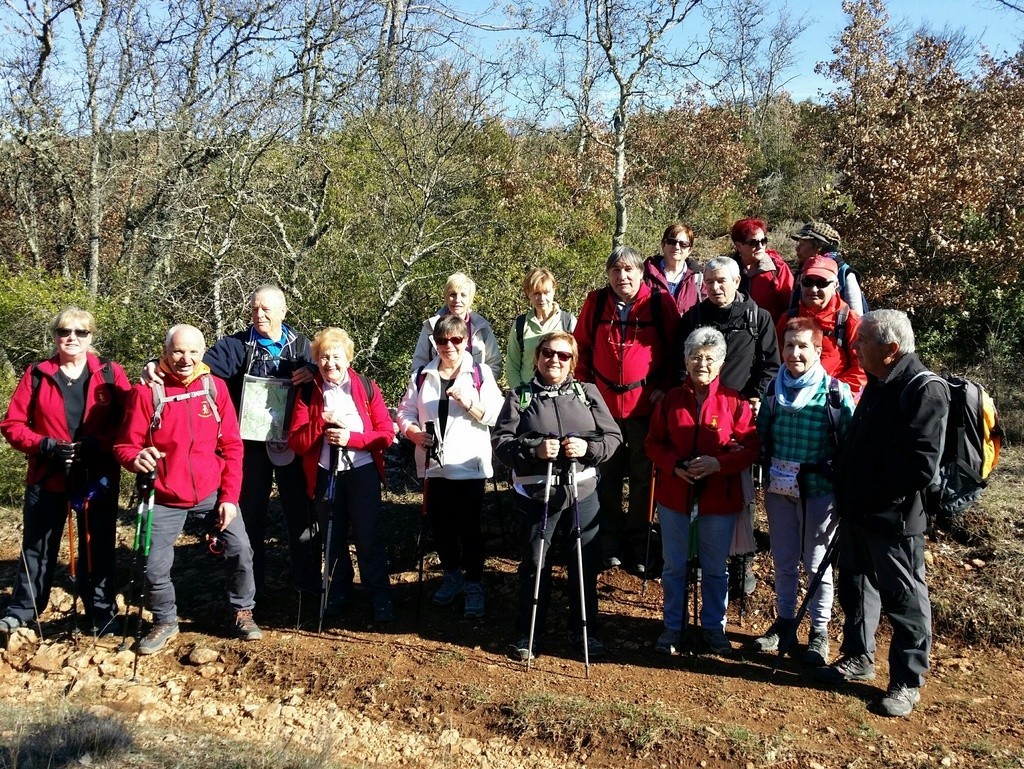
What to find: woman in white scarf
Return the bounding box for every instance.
[752,316,856,667]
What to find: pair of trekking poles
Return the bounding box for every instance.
[119,470,156,680]
[524,437,593,679]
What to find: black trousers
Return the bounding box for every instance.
[6,483,117,628]
[515,489,601,639]
[837,519,932,687]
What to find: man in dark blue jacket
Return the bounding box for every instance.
[202,286,318,601]
[817,310,949,717]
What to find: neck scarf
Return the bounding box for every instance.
[775,361,826,413]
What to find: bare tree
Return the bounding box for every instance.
[514,0,717,247]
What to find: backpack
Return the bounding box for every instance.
[27,358,118,431]
[514,310,574,362]
[588,286,667,350]
[902,372,1002,521]
[149,374,222,431]
[763,376,844,454]
[832,255,869,315]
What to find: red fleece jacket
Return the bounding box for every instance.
[114,373,242,508]
[645,377,760,516]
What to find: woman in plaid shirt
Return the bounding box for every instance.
[752,317,856,666]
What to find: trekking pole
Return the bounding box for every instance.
[120,471,155,682]
[525,458,554,672]
[773,524,840,675]
[687,504,700,648]
[64,456,80,637]
[568,459,590,679]
[416,421,438,625]
[75,476,112,638]
[318,444,341,634]
[641,464,657,596]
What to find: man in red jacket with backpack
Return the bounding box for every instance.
[115,324,261,655]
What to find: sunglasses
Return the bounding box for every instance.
[801,277,833,289]
[539,348,572,362]
[742,237,769,248]
[663,237,691,248]
[56,328,91,339]
[435,336,464,347]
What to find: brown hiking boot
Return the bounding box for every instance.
[233,610,263,641]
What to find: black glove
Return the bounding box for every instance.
[40,438,76,461]
[76,436,100,458]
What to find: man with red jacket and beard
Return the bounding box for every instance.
[115,324,261,655]
[574,246,680,573]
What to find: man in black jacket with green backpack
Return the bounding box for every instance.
[817,309,949,717]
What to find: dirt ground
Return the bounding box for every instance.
[1,450,1023,769]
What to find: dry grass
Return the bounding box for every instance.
[0,707,134,769]
[929,447,1024,647]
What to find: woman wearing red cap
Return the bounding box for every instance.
[776,256,866,396]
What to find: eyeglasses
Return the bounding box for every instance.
[663,237,691,248]
[56,328,91,339]
[539,348,572,362]
[687,354,720,366]
[742,237,769,248]
[435,336,464,347]
[801,277,833,289]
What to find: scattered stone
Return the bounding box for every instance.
[439,728,459,746]
[970,558,986,568]
[189,646,220,665]
[28,645,66,673]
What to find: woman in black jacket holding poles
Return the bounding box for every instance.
[492,331,622,664]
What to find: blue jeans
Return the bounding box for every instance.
[146,494,256,625]
[659,503,737,632]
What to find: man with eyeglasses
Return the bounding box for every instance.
[730,218,794,325]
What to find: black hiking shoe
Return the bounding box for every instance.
[814,654,875,685]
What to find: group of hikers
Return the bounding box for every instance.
[0,217,948,718]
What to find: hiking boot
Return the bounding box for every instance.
[463,582,485,619]
[803,628,830,667]
[569,632,606,660]
[702,627,733,655]
[603,556,622,570]
[511,637,537,662]
[138,621,180,655]
[655,628,683,655]
[233,610,263,641]
[878,683,921,717]
[0,616,24,635]
[432,570,465,606]
[814,653,875,685]
[752,618,796,653]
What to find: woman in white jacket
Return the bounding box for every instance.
[398,314,504,619]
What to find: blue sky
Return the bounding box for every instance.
[786,0,1024,100]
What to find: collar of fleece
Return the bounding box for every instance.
[158,359,212,387]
